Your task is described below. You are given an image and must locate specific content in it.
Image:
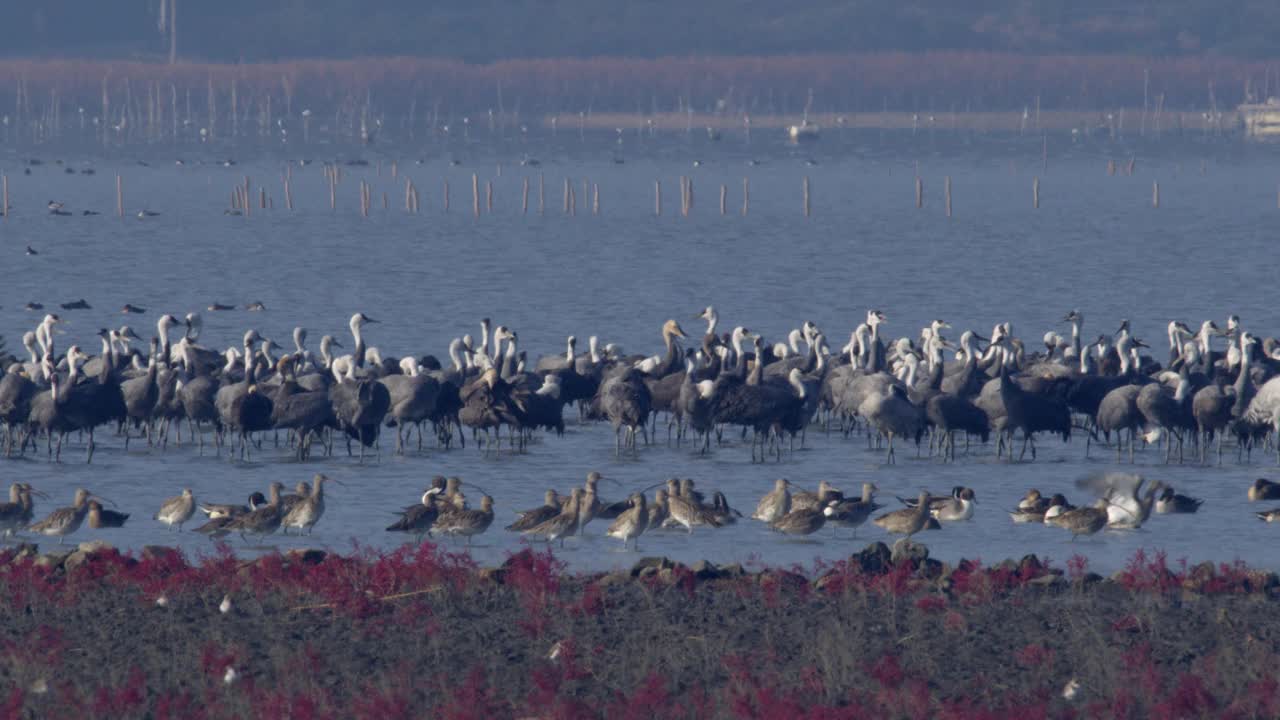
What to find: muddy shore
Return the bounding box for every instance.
[1,540,1278,719]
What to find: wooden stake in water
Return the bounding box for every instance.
[522,177,529,214]
[1033,177,1040,209]
[117,175,124,217]
[803,176,811,217]
[944,176,952,217]
[654,180,662,216]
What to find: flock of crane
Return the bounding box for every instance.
[2,305,1280,467]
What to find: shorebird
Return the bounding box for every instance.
[645,489,669,531]
[664,478,722,532]
[769,507,826,536]
[523,488,581,547]
[1255,508,1280,523]
[279,481,312,517]
[752,479,791,523]
[155,488,196,531]
[506,490,560,532]
[434,495,494,545]
[87,500,129,529]
[0,484,44,537]
[28,488,93,544]
[791,480,842,511]
[1046,499,1109,540]
[225,482,284,542]
[873,491,935,539]
[606,494,647,550]
[282,474,336,535]
[823,483,881,536]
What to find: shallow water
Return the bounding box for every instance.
[1,132,1277,574]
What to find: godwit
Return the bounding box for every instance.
[606,494,647,550]
[435,495,494,545]
[769,506,826,536]
[225,482,284,542]
[28,488,94,544]
[791,480,842,511]
[523,488,580,547]
[1046,499,1109,540]
[279,480,312,517]
[282,474,336,535]
[645,489,669,531]
[752,479,791,523]
[663,478,721,532]
[873,491,935,539]
[0,483,44,537]
[505,490,560,532]
[87,500,130,528]
[155,488,196,531]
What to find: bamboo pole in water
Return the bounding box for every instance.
[117,175,124,217]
